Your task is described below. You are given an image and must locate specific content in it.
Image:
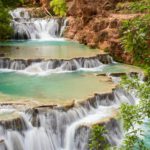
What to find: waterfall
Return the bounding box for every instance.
[0,55,113,75]
[10,8,66,40]
[0,89,136,150]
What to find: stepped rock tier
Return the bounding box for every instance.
[0,7,112,73]
[0,88,135,150]
[0,54,112,71]
[0,7,143,150]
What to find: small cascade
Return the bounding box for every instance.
[0,55,113,75]
[0,89,136,150]
[10,8,66,40]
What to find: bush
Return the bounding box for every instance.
[120,15,150,65]
[50,0,67,17]
[1,0,24,8]
[120,75,150,150]
[0,0,23,40]
[89,125,110,150]
[116,0,150,13]
[0,0,13,40]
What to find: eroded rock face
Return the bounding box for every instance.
[0,113,27,131]
[15,0,137,64]
[73,118,122,150]
[64,0,137,64]
[67,0,120,16]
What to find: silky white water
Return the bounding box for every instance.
[0,57,111,75]
[10,8,66,40]
[0,7,142,150]
[0,89,136,150]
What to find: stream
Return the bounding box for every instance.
[0,8,148,150]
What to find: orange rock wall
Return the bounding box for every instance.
[64,0,135,64]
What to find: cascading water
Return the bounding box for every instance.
[0,6,142,150]
[0,55,113,75]
[0,89,136,150]
[10,8,66,40]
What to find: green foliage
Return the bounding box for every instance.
[0,0,23,40]
[121,134,148,150]
[89,125,110,150]
[116,0,150,13]
[129,0,150,13]
[0,0,13,40]
[120,15,150,64]
[50,0,67,17]
[120,75,150,150]
[120,104,143,131]
[1,0,24,8]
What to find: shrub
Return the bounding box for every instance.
[89,125,110,150]
[120,15,150,64]
[50,0,67,17]
[0,0,13,40]
[0,0,24,40]
[116,0,150,13]
[120,75,150,150]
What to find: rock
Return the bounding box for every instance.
[64,0,139,64]
[0,112,28,131]
[109,19,119,28]
[16,47,20,50]
[0,139,4,144]
[0,139,6,150]
[0,54,5,57]
[30,109,40,127]
[98,30,109,42]
[92,20,109,32]
[87,43,97,49]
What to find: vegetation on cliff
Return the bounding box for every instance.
[0,0,23,40]
[120,15,150,68]
[1,0,23,8]
[0,1,13,40]
[50,0,67,17]
[120,74,150,150]
[90,72,150,150]
[89,125,110,150]
[116,0,150,13]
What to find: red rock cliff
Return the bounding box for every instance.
[64,0,137,64]
[24,0,137,64]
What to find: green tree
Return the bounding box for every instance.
[1,0,24,8]
[89,70,150,150]
[89,125,110,150]
[50,0,67,17]
[120,74,150,150]
[0,0,23,40]
[120,15,150,64]
[0,0,13,40]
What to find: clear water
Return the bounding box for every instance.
[100,63,141,74]
[0,72,115,102]
[0,40,142,102]
[0,8,148,149]
[143,119,150,148]
[0,40,100,59]
[0,61,141,103]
